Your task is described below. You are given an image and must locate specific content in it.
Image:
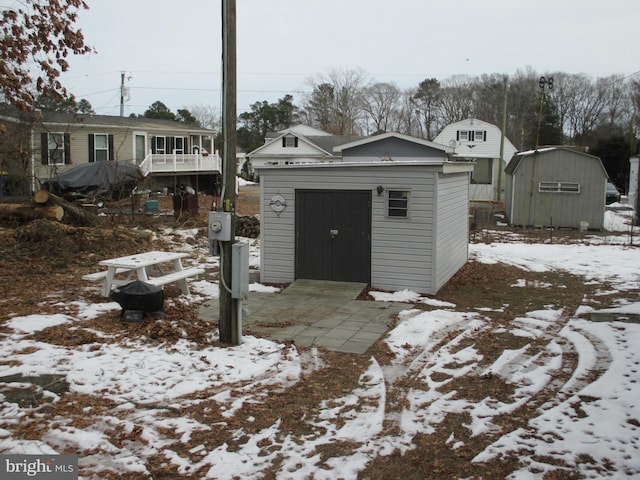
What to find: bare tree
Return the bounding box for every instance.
[438,75,475,127]
[393,89,421,137]
[560,74,606,143]
[472,73,507,127]
[304,67,370,134]
[503,68,541,149]
[362,82,402,134]
[190,105,221,131]
[600,75,632,136]
[413,78,441,140]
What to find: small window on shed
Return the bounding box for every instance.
[559,182,580,193]
[387,190,410,217]
[539,181,580,193]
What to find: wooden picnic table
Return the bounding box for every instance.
[84,251,204,297]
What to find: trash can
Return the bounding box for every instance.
[144,200,160,213]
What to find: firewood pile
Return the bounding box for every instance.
[0,189,99,227]
[235,215,260,238]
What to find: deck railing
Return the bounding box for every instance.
[139,152,222,176]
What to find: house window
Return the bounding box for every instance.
[88,134,114,162]
[154,136,166,154]
[539,181,581,193]
[456,130,487,142]
[41,132,70,165]
[48,133,66,165]
[282,136,298,148]
[471,158,493,184]
[174,136,185,154]
[387,190,410,217]
[94,134,109,161]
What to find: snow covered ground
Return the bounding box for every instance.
[1,209,639,479]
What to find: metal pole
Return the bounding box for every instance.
[536,87,544,148]
[120,72,125,117]
[498,76,508,201]
[219,0,239,345]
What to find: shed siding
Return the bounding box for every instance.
[260,164,452,293]
[507,150,606,229]
[434,172,470,290]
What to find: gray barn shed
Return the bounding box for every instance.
[504,147,608,230]
[257,133,474,295]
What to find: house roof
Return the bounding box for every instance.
[436,118,496,131]
[505,146,605,175]
[256,160,473,175]
[265,125,332,138]
[247,128,363,158]
[333,131,454,153]
[0,107,215,134]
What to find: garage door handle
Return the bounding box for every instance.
[330,229,339,238]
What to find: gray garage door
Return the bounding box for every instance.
[295,189,371,283]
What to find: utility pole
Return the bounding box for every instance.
[119,71,125,117]
[219,0,239,345]
[498,76,508,201]
[536,76,553,148]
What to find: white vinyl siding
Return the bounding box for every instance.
[434,172,470,290]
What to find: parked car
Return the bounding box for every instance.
[606,182,620,205]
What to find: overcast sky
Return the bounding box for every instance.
[54,0,639,118]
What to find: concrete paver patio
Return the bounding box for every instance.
[199,279,413,354]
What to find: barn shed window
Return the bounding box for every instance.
[456,130,487,142]
[387,190,410,217]
[539,181,581,193]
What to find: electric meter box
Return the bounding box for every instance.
[231,241,249,299]
[208,211,232,241]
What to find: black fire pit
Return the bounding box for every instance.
[111,281,164,322]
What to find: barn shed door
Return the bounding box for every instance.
[295,190,371,283]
